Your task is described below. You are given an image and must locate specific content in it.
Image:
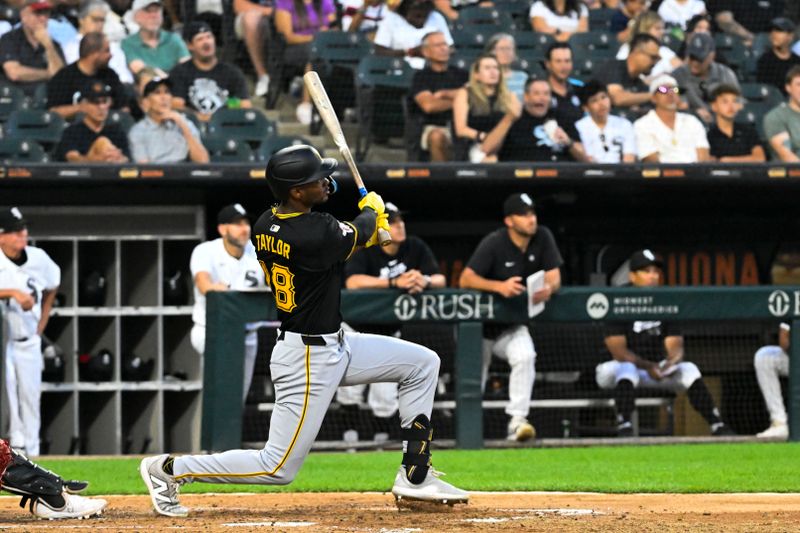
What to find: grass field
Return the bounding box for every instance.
[36,442,800,495]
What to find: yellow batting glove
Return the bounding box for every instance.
[358,191,385,215]
[365,213,389,248]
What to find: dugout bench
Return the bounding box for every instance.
[202,287,800,450]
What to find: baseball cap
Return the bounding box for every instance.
[23,0,52,11]
[649,73,678,95]
[79,79,112,101]
[142,76,172,97]
[502,193,535,217]
[217,203,249,224]
[131,0,161,11]
[769,17,796,33]
[182,21,213,43]
[628,249,662,272]
[385,202,405,223]
[0,207,27,233]
[686,32,715,61]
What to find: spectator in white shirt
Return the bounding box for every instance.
[575,79,636,163]
[633,74,711,163]
[373,0,452,70]
[657,0,706,31]
[529,0,588,42]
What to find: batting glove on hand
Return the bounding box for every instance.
[358,192,385,215]
[365,213,389,248]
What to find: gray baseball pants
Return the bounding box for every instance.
[173,329,439,484]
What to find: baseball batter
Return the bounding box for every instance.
[190,203,269,402]
[597,249,735,437]
[459,193,562,442]
[754,322,790,439]
[337,202,446,443]
[0,207,60,457]
[140,145,468,517]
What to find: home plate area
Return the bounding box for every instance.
[0,492,798,532]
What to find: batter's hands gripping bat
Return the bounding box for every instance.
[303,71,392,246]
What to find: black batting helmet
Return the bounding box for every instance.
[266,145,337,200]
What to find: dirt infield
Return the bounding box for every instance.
[0,492,798,532]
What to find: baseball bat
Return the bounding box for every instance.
[303,71,392,246]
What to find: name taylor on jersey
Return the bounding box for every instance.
[254,233,290,260]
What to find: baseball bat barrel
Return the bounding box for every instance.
[303,71,391,246]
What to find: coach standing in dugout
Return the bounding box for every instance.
[0,207,61,456]
[337,202,446,444]
[459,193,562,442]
[190,204,267,403]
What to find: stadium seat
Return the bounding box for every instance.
[5,109,66,152]
[105,110,136,134]
[736,101,774,141]
[354,56,415,160]
[739,82,783,107]
[0,138,49,163]
[588,8,615,31]
[204,137,256,162]
[257,135,314,161]
[206,108,277,148]
[0,84,26,123]
[751,32,771,59]
[454,6,515,32]
[568,30,614,55]
[263,19,305,109]
[451,27,490,57]
[714,34,748,74]
[570,51,602,78]
[493,0,530,29]
[448,50,481,71]
[660,33,682,54]
[514,32,555,63]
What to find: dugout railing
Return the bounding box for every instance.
[203,287,800,451]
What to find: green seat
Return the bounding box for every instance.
[448,50,481,71]
[568,30,614,55]
[660,33,682,54]
[451,27,490,57]
[736,101,774,142]
[258,135,314,161]
[6,109,66,151]
[515,32,555,61]
[588,8,615,31]
[105,110,136,133]
[206,108,277,148]
[571,50,604,78]
[714,34,748,75]
[204,136,256,162]
[0,84,26,123]
[455,6,516,31]
[739,82,783,107]
[355,56,415,160]
[0,138,49,163]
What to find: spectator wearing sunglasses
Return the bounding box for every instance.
[575,79,636,163]
[634,74,711,163]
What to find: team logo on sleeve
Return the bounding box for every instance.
[270,224,280,232]
[338,222,354,236]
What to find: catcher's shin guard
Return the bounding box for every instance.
[1,448,66,512]
[401,414,433,484]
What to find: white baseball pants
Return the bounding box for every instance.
[596,360,702,392]
[481,325,537,418]
[191,324,258,403]
[754,345,789,425]
[4,336,42,456]
[173,329,439,485]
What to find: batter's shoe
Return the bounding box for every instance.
[757,422,788,440]
[507,416,536,442]
[140,454,188,517]
[392,466,469,505]
[31,492,107,520]
[63,480,89,494]
[711,423,736,436]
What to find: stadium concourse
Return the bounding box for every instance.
[0,492,798,531]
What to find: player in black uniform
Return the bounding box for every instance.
[459,193,563,441]
[139,145,468,518]
[337,202,446,444]
[596,249,735,437]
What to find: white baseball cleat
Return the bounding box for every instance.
[140,454,188,517]
[757,422,789,440]
[391,466,469,505]
[507,416,536,442]
[31,492,107,520]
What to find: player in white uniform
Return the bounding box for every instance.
[190,204,268,403]
[575,80,637,164]
[0,207,60,456]
[754,322,790,439]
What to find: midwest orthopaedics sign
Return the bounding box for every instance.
[585,292,680,320]
[394,293,496,321]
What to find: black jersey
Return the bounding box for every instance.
[252,208,360,335]
[465,226,563,337]
[604,320,681,363]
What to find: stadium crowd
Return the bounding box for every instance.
[0,0,797,163]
